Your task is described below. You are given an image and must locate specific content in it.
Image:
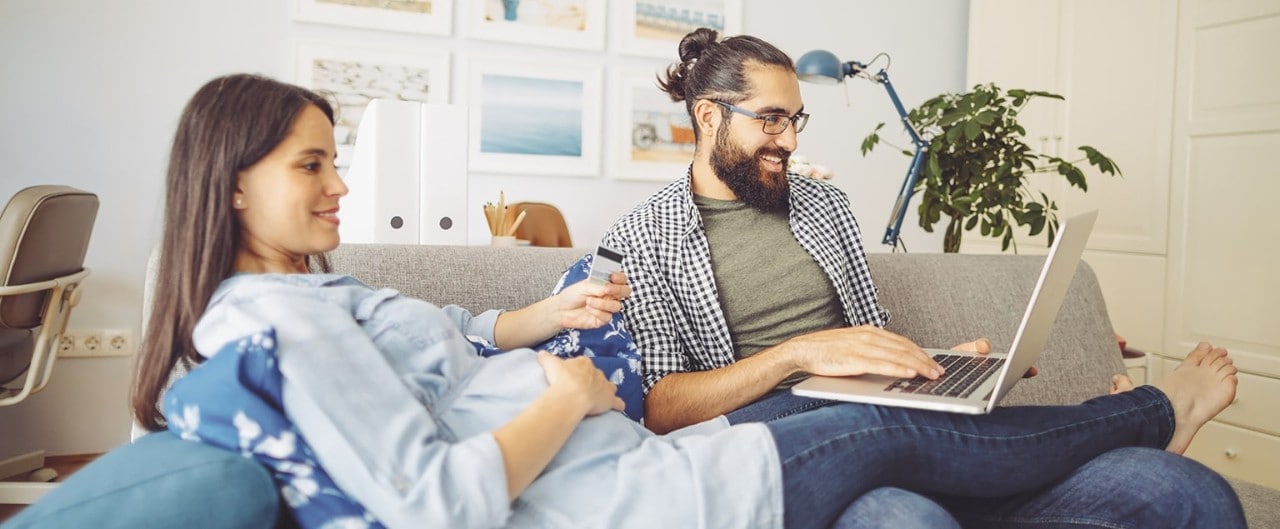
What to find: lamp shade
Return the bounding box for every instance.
[795,49,846,84]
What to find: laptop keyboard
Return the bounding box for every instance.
[885,354,1005,398]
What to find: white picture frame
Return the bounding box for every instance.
[614,0,743,58]
[609,65,694,181]
[465,0,605,51]
[464,57,602,176]
[294,40,451,167]
[293,0,453,35]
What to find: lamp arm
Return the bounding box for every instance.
[872,70,927,247]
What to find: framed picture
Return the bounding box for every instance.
[466,0,605,50]
[609,66,694,181]
[293,0,452,35]
[614,0,743,58]
[294,40,451,167]
[465,57,602,176]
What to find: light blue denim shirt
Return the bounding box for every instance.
[193,273,782,529]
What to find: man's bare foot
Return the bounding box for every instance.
[1155,342,1238,454]
[1110,374,1136,394]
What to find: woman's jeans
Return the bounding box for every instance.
[731,388,1245,529]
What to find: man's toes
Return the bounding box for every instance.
[1185,342,1213,364]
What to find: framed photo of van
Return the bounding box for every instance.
[608,65,694,181]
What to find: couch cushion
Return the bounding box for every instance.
[3,431,280,529]
[326,244,582,315]
[1230,478,1280,528]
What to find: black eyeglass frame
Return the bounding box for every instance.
[710,99,810,135]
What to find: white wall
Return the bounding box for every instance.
[0,0,965,455]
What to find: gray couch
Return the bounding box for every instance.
[327,244,1280,527]
[8,244,1278,528]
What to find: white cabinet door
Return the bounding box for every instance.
[965,0,1177,352]
[965,0,1175,256]
[1053,0,1175,255]
[1164,0,1280,379]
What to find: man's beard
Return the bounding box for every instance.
[709,125,790,213]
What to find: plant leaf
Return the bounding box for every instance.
[939,111,966,127]
[1029,215,1046,236]
[860,131,880,156]
[974,110,998,126]
[1079,145,1122,176]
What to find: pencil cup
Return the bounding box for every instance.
[491,235,517,247]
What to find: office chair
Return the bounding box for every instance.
[0,185,99,504]
[509,202,573,248]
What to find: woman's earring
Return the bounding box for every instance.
[234,198,244,207]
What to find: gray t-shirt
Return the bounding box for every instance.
[695,194,846,387]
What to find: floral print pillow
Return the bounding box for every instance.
[164,329,382,529]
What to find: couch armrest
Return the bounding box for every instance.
[4,432,281,529]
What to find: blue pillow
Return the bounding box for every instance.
[470,253,643,422]
[163,329,384,529]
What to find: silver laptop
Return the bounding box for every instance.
[791,210,1098,414]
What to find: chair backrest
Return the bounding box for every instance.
[0,185,98,386]
[509,202,572,248]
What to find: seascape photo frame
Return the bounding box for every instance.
[613,0,743,58]
[293,0,453,35]
[464,57,602,176]
[465,0,606,50]
[294,40,451,167]
[609,65,695,181]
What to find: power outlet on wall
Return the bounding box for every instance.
[56,334,76,355]
[57,329,135,358]
[104,329,133,356]
[79,331,103,354]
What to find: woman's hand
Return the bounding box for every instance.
[494,272,630,350]
[493,351,624,501]
[537,352,625,417]
[549,271,631,330]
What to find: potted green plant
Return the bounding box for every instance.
[861,83,1121,253]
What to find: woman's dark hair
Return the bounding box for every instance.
[657,27,795,137]
[132,73,335,431]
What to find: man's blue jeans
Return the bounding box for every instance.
[729,389,1245,529]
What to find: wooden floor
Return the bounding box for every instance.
[0,454,99,523]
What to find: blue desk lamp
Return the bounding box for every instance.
[794,50,925,249]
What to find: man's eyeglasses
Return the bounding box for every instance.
[711,100,809,135]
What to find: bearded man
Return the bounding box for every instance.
[599,27,1239,529]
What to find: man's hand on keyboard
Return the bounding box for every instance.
[951,337,1039,378]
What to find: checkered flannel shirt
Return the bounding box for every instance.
[601,171,890,394]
